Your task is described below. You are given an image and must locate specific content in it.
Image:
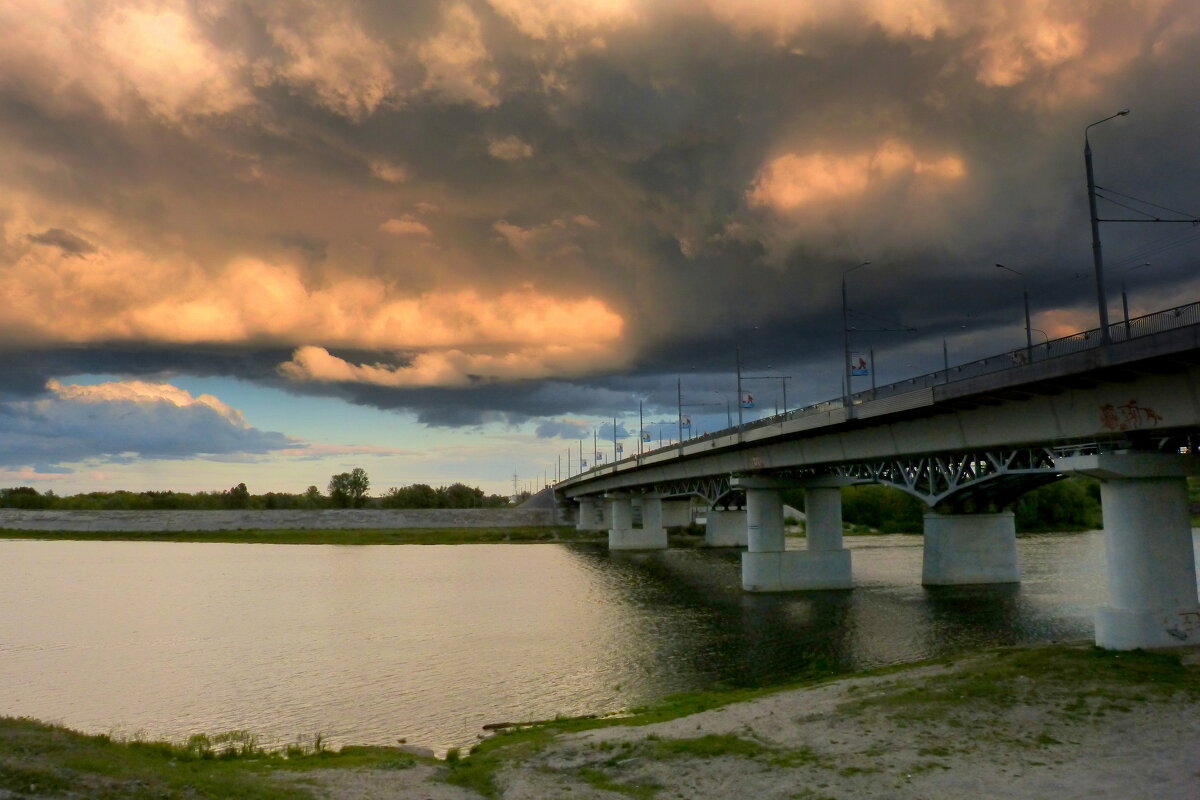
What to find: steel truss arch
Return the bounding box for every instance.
[825,447,1061,510]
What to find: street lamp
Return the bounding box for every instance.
[842,260,871,412]
[1085,108,1130,345]
[1121,262,1152,338]
[995,263,1032,358]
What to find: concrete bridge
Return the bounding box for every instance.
[556,302,1200,650]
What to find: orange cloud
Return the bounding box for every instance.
[380,216,433,237]
[702,0,1175,105]
[488,135,535,160]
[0,0,250,121]
[279,340,627,388]
[747,140,965,212]
[488,0,638,41]
[254,4,397,119]
[0,215,629,387]
[418,2,500,106]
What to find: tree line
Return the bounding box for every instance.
[0,468,513,511]
[783,476,1104,533]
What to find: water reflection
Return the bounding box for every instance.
[0,533,1192,753]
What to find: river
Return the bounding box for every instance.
[1,533,1197,753]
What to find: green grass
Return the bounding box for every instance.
[10,644,1197,798]
[836,646,1200,724]
[0,717,436,799]
[0,526,595,545]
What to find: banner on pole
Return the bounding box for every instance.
[681,415,691,428]
[849,352,870,376]
[642,430,651,441]
[616,443,623,454]
[742,393,754,408]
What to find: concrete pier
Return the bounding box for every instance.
[607,493,667,550]
[661,499,692,528]
[1060,453,1200,649]
[921,511,1020,586]
[704,507,747,547]
[576,497,602,531]
[738,478,852,592]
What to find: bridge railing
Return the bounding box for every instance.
[570,300,1200,480]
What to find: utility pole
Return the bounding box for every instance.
[1085,109,1129,344]
[677,377,684,444]
[736,347,743,430]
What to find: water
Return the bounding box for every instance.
[0,533,1195,753]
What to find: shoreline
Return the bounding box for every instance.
[0,526,601,545]
[5,642,1198,798]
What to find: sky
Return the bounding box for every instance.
[3,0,1200,497]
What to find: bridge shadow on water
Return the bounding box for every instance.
[560,543,1088,693]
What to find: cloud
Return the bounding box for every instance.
[0,0,250,121]
[747,140,965,213]
[380,216,434,237]
[0,379,297,471]
[417,2,499,106]
[370,161,409,183]
[534,418,589,438]
[2,0,1199,436]
[253,3,398,119]
[376,214,434,236]
[278,338,627,388]
[0,240,626,362]
[27,228,96,257]
[487,135,534,160]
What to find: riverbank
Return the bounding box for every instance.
[4,643,1197,798]
[0,526,596,545]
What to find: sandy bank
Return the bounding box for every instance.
[298,643,1200,799]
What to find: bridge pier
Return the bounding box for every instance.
[1059,453,1200,649]
[737,478,852,592]
[606,493,667,550]
[921,512,1020,585]
[575,497,608,531]
[661,499,692,529]
[704,506,747,547]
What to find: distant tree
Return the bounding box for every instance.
[439,482,484,508]
[328,468,370,508]
[302,485,325,508]
[0,487,52,509]
[382,483,439,508]
[224,483,251,509]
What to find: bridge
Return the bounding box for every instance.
[556,302,1200,651]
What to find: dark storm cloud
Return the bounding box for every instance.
[26,228,96,257]
[3,1,1200,424]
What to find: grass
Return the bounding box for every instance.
[442,644,1200,797]
[9,644,1198,798]
[835,645,1200,725]
[0,717,434,799]
[0,526,597,545]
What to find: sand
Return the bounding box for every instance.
[296,645,1200,799]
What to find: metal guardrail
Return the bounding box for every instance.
[568,300,1200,481]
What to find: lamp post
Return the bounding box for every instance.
[842,260,871,412]
[1085,108,1130,345]
[1121,262,1152,338]
[995,263,1032,357]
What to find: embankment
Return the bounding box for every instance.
[0,507,554,532]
